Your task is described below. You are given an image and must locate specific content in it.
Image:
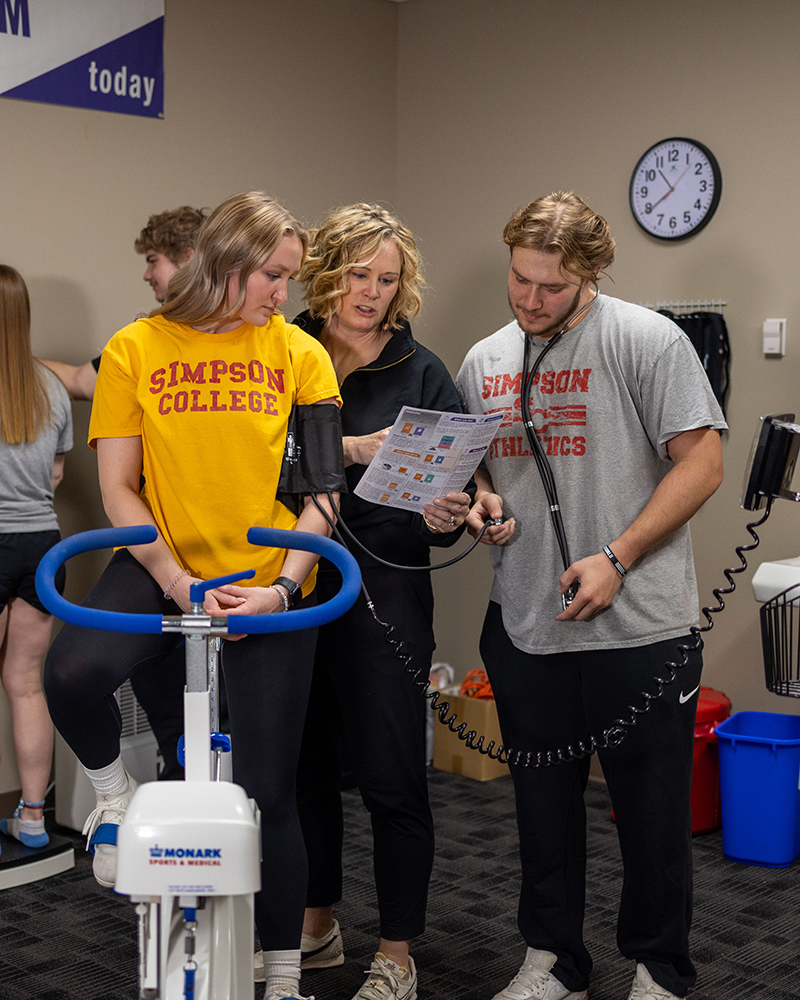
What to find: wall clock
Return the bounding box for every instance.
[629,137,722,240]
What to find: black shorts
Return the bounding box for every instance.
[0,530,66,615]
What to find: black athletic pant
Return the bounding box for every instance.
[296,564,435,942]
[480,601,701,998]
[44,549,317,951]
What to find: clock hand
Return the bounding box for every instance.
[671,165,691,189]
[650,186,674,209]
[658,169,673,189]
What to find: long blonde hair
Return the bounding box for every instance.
[155,192,308,326]
[0,265,51,444]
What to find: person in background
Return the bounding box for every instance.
[0,265,72,852]
[457,192,726,1000]
[40,205,208,400]
[43,191,342,1000]
[38,205,209,781]
[286,204,470,1000]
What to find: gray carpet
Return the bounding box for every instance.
[0,770,798,999]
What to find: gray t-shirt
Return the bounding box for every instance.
[456,294,727,655]
[0,364,73,532]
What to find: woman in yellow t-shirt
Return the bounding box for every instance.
[44,192,341,1000]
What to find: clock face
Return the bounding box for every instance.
[629,137,722,240]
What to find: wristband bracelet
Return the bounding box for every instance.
[164,569,190,600]
[602,545,627,577]
[269,584,290,612]
[271,576,302,608]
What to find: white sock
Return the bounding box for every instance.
[83,756,128,798]
[262,949,302,994]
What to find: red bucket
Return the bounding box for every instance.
[691,686,731,834]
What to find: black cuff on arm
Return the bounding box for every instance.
[277,403,347,513]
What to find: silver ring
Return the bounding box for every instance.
[448,515,455,525]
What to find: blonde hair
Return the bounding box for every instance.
[0,265,51,444]
[301,203,423,331]
[503,191,615,283]
[156,192,308,325]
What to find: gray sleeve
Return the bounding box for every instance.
[44,367,74,453]
[640,335,727,460]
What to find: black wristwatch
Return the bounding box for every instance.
[271,576,302,609]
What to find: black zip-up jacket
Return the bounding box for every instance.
[293,310,469,570]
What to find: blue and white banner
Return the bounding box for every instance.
[0,1,164,119]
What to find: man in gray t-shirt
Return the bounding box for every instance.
[457,192,725,1000]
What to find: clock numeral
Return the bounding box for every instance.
[669,216,677,229]
[684,211,691,224]
[646,169,656,182]
[699,180,707,193]
[655,156,664,168]
[695,162,703,175]
[640,186,648,197]
[694,199,702,210]
[668,149,679,162]
[657,214,664,226]
[645,203,653,214]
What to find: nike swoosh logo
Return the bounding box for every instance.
[679,683,701,704]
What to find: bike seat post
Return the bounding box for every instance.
[208,637,221,734]
[183,620,213,782]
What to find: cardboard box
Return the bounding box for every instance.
[432,686,510,781]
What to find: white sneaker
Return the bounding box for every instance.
[352,952,417,1000]
[81,772,138,888]
[626,964,680,999]
[302,918,345,968]
[491,948,588,1000]
[255,920,345,982]
[264,989,315,1000]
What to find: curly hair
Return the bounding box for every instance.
[156,192,307,328]
[134,205,210,264]
[301,204,423,331]
[503,191,615,283]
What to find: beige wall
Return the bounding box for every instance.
[3,0,799,792]
[395,0,800,720]
[0,0,398,794]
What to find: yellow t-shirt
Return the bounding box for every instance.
[89,313,341,593]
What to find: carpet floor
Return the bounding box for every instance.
[0,770,798,999]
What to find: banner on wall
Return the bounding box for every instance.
[0,0,164,119]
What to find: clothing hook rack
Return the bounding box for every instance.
[638,299,727,313]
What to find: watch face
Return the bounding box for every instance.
[629,137,721,240]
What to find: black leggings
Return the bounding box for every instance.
[44,549,317,950]
[296,565,435,941]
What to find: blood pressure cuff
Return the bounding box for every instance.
[276,403,347,514]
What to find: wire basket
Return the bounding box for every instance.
[760,583,800,698]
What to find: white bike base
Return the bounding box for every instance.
[117,781,260,999]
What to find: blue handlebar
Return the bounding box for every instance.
[35,526,361,635]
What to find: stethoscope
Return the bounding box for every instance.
[519,283,598,607]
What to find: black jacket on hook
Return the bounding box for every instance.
[658,309,730,417]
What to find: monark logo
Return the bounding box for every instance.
[149,844,223,859]
[0,0,30,36]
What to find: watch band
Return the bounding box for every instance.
[271,576,302,608]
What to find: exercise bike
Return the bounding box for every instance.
[36,524,361,1000]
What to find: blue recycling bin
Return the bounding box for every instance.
[716,711,800,867]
